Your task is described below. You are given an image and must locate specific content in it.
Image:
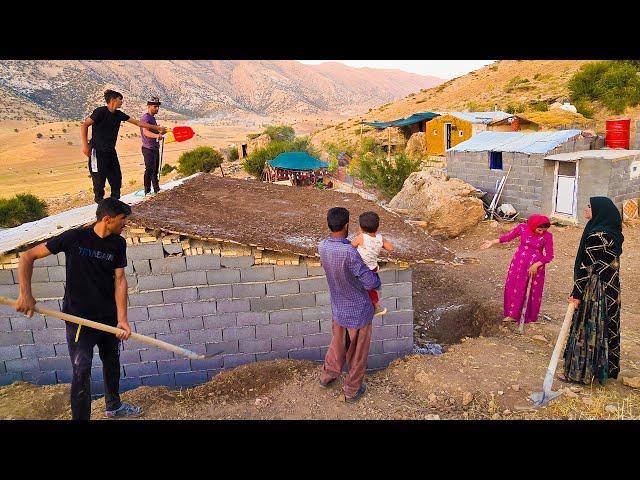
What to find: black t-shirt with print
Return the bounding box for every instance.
[89,106,130,153]
[46,226,127,325]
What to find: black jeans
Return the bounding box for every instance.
[89,149,122,203]
[142,147,160,194]
[65,321,122,420]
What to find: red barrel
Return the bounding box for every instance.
[605,119,631,149]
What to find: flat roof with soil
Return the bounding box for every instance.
[130,174,455,264]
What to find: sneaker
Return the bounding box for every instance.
[345,382,367,403]
[319,377,336,388]
[374,305,387,316]
[105,402,143,418]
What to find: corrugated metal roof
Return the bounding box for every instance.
[436,111,512,124]
[545,149,640,161]
[448,130,583,154]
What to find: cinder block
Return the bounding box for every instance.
[127,306,149,323]
[372,315,383,326]
[4,358,38,372]
[232,283,266,298]
[302,306,332,322]
[303,333,332,348]
[0,286,19,300]
[138,274,174,291]
[38,356,71,371]
[377,270,396,284]
[288,348,322,361]
[222,326,255,341]
[126,274,138,290]
[123,362,158,377]
[266,280,299,296]
[1,330,34,346]
[207,269,240,285]
[398,324,413,337]
[0,302,18,317]
[315,292,330,306]
[0,270,16,285]
[133,320,170,335]
[367,353,398,370]
[119,377,143,391]
[216,299,250,314]
[395,282,412,297]
[182,300,216,318]
[151,257,186,274]
[173,270,207,288]
[120,350,141,364]
[190,328,223,344]
[203,313,237,329]
[56,370,73,383]
[162,287,198,304]
[169,316,204,333]
[397,297,413,310]
[270,309,302,325]
[175,370,208,387]
[382,310,414,326]
[54,343,69,356]
[190,357,223,370]
[148,304,183,320]
[34,255,59,267]
[22,370,57,385]
[154,331,190,347]
[10,315,46,331]
[132,260,151,274]
[372,325,397,341]
[0,345,22,361]
[274,265,308,280]
[220,256,254,269]
[256,351,289,362]
[0,372,22,385]
[186,255,221,271]
[255,324,287,339]
[239,338,271,354]
[307,266,325,277]
[127,243,164,261]
[283,293,316,309]
[250,296,284,312]
[29,267,50,283]
[223,353,256,368]
[140,348,175,362]
[383,337,413,354]
[163,243,184,255]
[237,312,269,327]
[206,340,239,355]
[369,340,384,355]
[379,285,396,299]
[240,266,274,282]
[125,264,134,275]
[19,344,55,359]
[32,282,65,299]
[129,291,164,307]
[198,285,233,300]
[288,320,320,337]
[298,277,328,293]
[397,269,412,283]
[320,320,332,333]
[272,336,303,351]
[44,266,65,283]
[157,358,190,374]
[141,373,175,387]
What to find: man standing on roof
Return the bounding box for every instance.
[81,89,167,203]
[140,95,163,196]
[318,207,381,403]
[15,198,143,420]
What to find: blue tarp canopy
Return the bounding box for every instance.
[362,111,439,129]
[267,152,328,171]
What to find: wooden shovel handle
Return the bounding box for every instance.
[541,302,576,394]
[0,296,205,360]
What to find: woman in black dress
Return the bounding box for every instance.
[562,196,624,385]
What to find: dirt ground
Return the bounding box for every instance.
[2,219,639,420]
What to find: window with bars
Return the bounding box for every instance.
[489,151,503,170]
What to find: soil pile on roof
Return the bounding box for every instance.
[130,174,455,263]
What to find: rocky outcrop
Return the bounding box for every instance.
[405,132,426,159]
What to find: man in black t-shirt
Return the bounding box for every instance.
[81,89,167,203]
[16,198,142,420]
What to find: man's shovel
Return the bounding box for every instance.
[528,302,576,407]
[1,296,222,360]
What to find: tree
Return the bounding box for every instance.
[353,153,421,199]
[0,193,48,228]
[243,137,319,179]
[263,125,295,142]
[177,147,224,175]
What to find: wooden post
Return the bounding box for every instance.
[387,128,391,161]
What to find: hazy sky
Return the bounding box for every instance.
[299,60,495,79]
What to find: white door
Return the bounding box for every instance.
[555,176,576,215]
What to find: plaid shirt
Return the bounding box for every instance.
[319,236,381,329]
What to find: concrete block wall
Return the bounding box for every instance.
[1,243,414,390]
[609,156,640,207]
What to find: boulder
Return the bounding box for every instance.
[405,132,426,159]
[388,170,485,238]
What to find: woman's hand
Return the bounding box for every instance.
[480,239,498,250]
[568,296,580,308]
[527,261,543,278]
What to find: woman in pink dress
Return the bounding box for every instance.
[481,215,554,325]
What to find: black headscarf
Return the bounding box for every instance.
[574,196,624,278]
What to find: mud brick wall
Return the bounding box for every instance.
[1,238,413,391]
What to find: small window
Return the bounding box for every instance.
[489,151,503,170]
[459,130,464,137]
[631,161,640,180]
[433,129,437,135]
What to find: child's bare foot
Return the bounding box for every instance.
[503,316,516,322]
[374,305,387,316]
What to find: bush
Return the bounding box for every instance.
[13,128,18,133]
[574,99,595,119]
[243,137,318,179]
[0,193,48,228]
[529,101,549,112]
[569,60,640,114]
[36,133,43,139]
[263,125,295,142]
[177,146,224,175]
[328,158,338,173]
[228,146,239,161]
[352,153,421,199]
[160,163,176,176]
[506,102,526,114]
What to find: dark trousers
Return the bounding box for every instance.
[89,150,122,203]
[65,322,122,420]
[142,147,160,194]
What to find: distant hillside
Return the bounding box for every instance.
[0,60,444,122]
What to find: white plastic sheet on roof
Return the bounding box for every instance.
[447,130,583,155]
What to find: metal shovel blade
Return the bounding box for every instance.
[201,348,225,359]
[530,389,563,407]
